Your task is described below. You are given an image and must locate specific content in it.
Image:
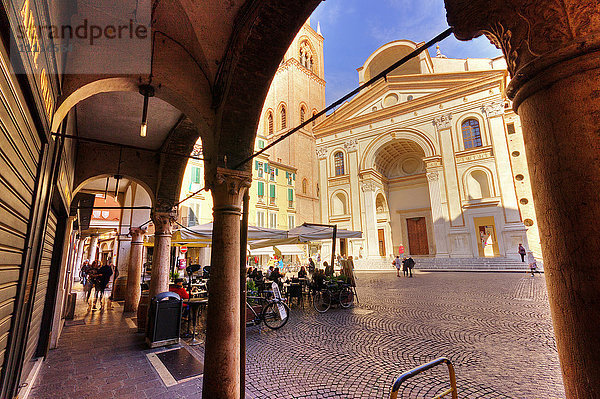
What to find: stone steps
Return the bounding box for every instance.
[353,256,543,272]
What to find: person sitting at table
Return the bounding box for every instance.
[247,267,254,278]
[250,268,261,280]
[308,258,316,274]
[298,266,308,279]
[169,278,190,317]
[324,261,334,277]
[266,265,274,278]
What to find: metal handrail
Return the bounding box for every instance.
[390,357,458,399]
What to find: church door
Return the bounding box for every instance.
[377,229,385,256]
[407,217,429,255]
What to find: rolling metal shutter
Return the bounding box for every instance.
[22,210,56,376]
[0,52,43,380]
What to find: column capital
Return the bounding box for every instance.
[444,0,600,103]
[343,139,358,153]
[211,167,252,214]
[426,171,440,182]
[316,147,328,159]
[481,101,504,118]
[360,180,377,193]
[129,227,147,242]
[151,211,177,235]
[432,113,452,130]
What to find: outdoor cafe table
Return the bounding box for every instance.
[186,298,208,346]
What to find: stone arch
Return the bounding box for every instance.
[375,192,388,213]
[455,112,488,150]
[462,165,495,200]
[277,102,288,130]
[264,108,275,135]
[330,189,349,216]
[360,128,437,172]
[297,35,318,74]
[299,102,309,124]
[73,174,156,208]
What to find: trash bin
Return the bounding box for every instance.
[145,292,182,348]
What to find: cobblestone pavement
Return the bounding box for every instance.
[30,272,565,398]
[240,272,564,399]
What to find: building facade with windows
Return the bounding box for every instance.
[257,18,324,226]
[314,40,541,266]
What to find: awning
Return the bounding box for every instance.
[288,224,362,240]
[274,244,305,256]
[178,222,288,242]
[249,246,275,256]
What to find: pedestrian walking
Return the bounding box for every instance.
[518,243,526,262]
[393,255,402,277]
[405,256,415,277]
[93,262,113,310]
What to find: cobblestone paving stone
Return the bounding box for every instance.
[239,272,564,399]
[30,272,565,398]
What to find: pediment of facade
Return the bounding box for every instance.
[315,70,505,136]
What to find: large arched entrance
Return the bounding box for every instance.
[372,139,434,256]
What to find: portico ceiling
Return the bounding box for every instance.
[374,139,425,178]
[76,92,183,151]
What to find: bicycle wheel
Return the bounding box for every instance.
[339,286,354,308]
[262,301,290,330]
[313,290,331,313]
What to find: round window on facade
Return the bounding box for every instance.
[383,93,399,107]
[520,198,529,205]
[524,219,534,227]
[515,174,525,181]
[511,151,520,157]
[372,106,378,112]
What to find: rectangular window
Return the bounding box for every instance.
[257,181,264,197]
[288,214,295,229]
[256,211,266,227]
[269,184,276,205]
[190,166,202,184]
[257,162,263,178]
[288,188,294,208]
[270,167,276,181]
[269,213,277,229]
[258,139,265,149]
[507,123,516,135]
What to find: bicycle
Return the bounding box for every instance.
[246,282,290,329]
[312,280,354,313]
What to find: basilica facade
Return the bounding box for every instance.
[314,40,541,266]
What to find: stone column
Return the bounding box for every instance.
[124,227,146,312]
[148,211,176,301]
[316,147,329,223]
[73,239,85,281]
[444,1,600,396]
[203,168,251,399]
[482,102,521,224]
[344,139,362,232]
[360,181,380,258]
[88,235,99,263]
[433,113,465,228]
[426,170,449,257]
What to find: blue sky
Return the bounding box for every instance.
[309,0,502,105]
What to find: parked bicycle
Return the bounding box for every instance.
[246,282,290,330]
[312,280,354,313]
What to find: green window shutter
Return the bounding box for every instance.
[255,160,259,170]
[191,166,201,184]
[269,184,276,198]
[288,188,293,201]
[286,171,289,179]
[293,173,295,181]
[275,168,278,176]
[264,163,269,173]
[258,182,264,196]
